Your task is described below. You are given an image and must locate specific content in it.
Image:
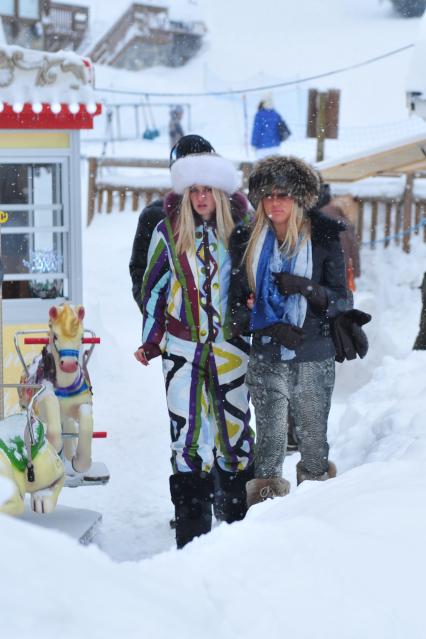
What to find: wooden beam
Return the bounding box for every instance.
[318,135,426,182]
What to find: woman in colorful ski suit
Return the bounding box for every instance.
[229,155,348,507]
[135,146,254,548]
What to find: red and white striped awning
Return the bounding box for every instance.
[0,102,102,129]
[0,45,101,130]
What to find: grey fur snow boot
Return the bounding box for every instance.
[246,477,290,509]
[296,461,337,486]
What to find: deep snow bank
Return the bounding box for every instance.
[1,457,426,639]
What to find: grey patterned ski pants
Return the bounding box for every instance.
[246,355,335,478]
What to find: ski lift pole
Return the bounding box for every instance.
[0,210,7,420]
[242,93,249,158]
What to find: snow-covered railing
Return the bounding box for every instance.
[86,157,252,226]
[86,157,170,225]
[354,193,426,252]
[85,157,426,253]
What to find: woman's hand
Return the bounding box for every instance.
[247,293,255,310]
[134,346,149,366]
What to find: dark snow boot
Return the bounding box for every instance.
[213,462,254,524]
[296,461,337,485]
[169,472,214,549]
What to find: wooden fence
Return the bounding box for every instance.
[353,174,426,253]
[86,158,426,253]
[86,157,252,226]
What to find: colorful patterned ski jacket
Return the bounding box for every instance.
[141,192,250,359]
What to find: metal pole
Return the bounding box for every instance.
[0,212,6,420]
[316,92,327,162]
[134,105,141,139]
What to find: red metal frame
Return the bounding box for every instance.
[0,103,102,130]
[24,337,101,345]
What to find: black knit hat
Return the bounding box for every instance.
[248,155,320,210]
[169,134,215,167]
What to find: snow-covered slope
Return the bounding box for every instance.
[84,0,426,161]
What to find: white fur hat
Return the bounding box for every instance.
[170,153,240,195]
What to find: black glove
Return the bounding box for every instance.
[331,309,371,363]
[254,323,305,349]
[272,272,328,309]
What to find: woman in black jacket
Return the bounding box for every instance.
[229,156,348,507]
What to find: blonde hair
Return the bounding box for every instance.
[175,187,235,255]
[244,201,311,291]
[49,304,83,339]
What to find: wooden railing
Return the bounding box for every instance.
[354,174,426,253]
[86,157,253,226]
[45,2,89,50]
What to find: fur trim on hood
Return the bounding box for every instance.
[248,155,320,210]
[170,153,240,195]
[164,190,249,226]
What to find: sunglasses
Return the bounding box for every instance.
[263,192,292,201]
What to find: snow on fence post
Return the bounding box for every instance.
[356,200,364,244]
[370,200,378,249]
[395,202,402,246]
[402,173,414,253]
[385,202,392,248]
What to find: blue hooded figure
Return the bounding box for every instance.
[251,96,291,158]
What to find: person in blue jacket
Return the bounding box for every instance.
[251,96,290,158]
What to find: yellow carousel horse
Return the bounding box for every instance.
[19,304,109,486]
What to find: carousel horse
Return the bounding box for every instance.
[0,410,64,516]
[24,304,94,475]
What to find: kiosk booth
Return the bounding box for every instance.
[0,44,101,414]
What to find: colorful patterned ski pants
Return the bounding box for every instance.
[162,334,254,474]
[246,355,335,478]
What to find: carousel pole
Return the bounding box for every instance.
[0,211,6,420]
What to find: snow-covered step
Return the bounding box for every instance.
[20,503,102,545]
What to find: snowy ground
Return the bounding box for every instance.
[1,210,425,639]
[2,1,426,637]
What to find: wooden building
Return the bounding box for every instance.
[0,0,89,52]
[88,2,206,70]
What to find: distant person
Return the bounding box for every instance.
[169,105,184,149]
[251,96,291,159]
[318,184,361,284]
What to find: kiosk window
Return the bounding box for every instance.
[0,163,68,300]
[19,0,40,20]
[1,1,14,17]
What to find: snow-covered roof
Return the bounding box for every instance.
[316,132,426,182]
[0,44,97,110]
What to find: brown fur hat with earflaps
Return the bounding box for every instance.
[248,155,321,210]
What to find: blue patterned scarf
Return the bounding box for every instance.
[250,226,313,360]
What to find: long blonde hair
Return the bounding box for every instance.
[244,200,311,292]
[175,187,235,255]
